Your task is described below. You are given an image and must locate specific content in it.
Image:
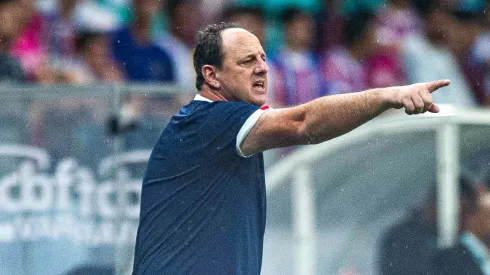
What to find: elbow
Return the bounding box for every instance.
[289,109,327,145]
[298,124,322,145]
[299,121,341,145]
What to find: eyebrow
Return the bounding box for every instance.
[242,52,267,59]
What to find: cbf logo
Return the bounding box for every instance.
[0,144,150,246]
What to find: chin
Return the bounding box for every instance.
[251,96,266,106]
[251,91,267,106]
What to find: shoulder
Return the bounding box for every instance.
[436,243,471,262]
[112,27,130,38]
[177,101,258,120]
[322,47,350,63]
[200,102,259,122]
[155,33,187,51]
[434,243,480,275]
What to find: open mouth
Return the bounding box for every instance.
[253,81,265,89]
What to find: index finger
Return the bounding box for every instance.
[426,79,451,93]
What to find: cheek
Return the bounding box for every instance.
[229,74,249,88]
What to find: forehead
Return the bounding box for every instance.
[221,28,264,59]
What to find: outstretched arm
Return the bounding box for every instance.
[241,80,450,156]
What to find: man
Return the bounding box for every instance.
[156,0,200,91]
[433,153,490,275]
[402,0,476,107]
[0,0,24,83]
[268,8,324,106]
[132,22,450,274]
[221,6,266,46]
[433,182,490,274]
[111,0,175,82]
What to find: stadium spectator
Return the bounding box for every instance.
[63,31,125,83]
[432,150,490,274]
[222,6,266,46]
[155,0,200,91]
[434,180,490,274]
[401,0,478,106]
[320,10,371,95]
[267,8,324,106]
[323,0,420,52]
[471,37,490,106]
[445,9,490,107]
[0,0,25,83]
[320,10,404,95]
[9,0,59,83]
[374,0,422,48]
[380,151,490,275]
[111,0,175,82]
[378,186,439,275]
[42,0,79,61]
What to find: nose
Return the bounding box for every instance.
[254,59,268,75]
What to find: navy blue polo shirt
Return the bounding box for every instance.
[133,95,269,274]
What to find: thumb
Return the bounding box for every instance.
[428,104,440,113]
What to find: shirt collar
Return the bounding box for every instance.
[194,94,213,102]
[461,232,490,275]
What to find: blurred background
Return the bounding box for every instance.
[1,0,490,274]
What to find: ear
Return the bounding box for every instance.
[202,65,220,90]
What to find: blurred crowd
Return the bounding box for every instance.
[1,1,490,274]
[1,0,490,108]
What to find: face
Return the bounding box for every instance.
[135,0,160,18]
[363,22,380,55]
[445,19,478,56]
[229,14,265,45]
[84,36,109,68]
[172,2,200,45]
[216,28,268,106]
[0,2,21,43]
[425,11,452,45]
[60,0,79,12]
[463,185,490,242]
[285,14,314,50]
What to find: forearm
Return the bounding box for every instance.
[242,80,447,155]
[298,88,392,144]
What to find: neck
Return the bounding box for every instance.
[131,21,152,44]
[199,86,228,102]
[389,1,411,10]
[348,44,368,62]
[134,17,151,37]
[60,4,75,19]
[0,38,13,52]
[286,40,308,52]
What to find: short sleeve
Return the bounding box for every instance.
[236,106,270,157]
[199,102,260,159]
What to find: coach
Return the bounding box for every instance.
[132,22,450,274]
